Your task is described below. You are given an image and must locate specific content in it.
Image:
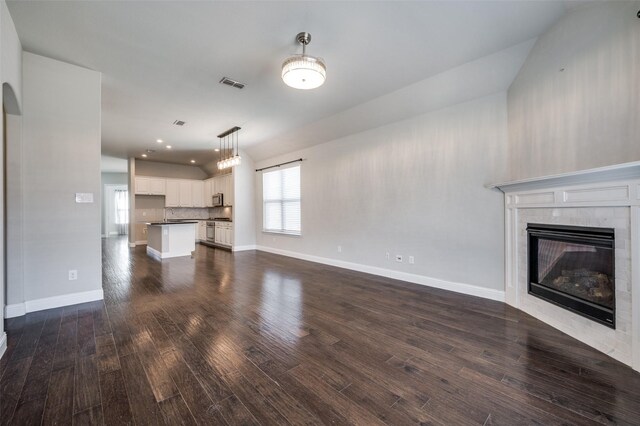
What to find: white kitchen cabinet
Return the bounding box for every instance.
[213,221,233,247]
[203,179,214,207]
[165,180,180,207]
[135,177,166,195]
[178,180,193,207]
[192,181,204,208]
[197,221,206,241]
[213,173,234,206]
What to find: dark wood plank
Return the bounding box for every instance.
[74,355,101,414]
[119,353,161,425]
[99,370,135,425]
[95,333,120,374]
[161,349,229,425]
[73,405,104,426]
[158,395,198,426]
[0,356,33,425]
[9,398,47,426]
[215,394,259,426]
[42,366,75,426]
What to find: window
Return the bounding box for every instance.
[263,165,301,235]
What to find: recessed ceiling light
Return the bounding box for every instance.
[214,148,220,152]
[190,160,196,164]
[141,154,147,158]
[166,145,172,149]
[156,139,163,143]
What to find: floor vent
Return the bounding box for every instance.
[173,120,186,126]
[219,77,245,89]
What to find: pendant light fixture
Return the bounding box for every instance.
[217,126,242,170]
[282,32,326,90]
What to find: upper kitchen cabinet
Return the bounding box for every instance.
[213,173,234,206]
[165,179,180,207]
[204,178,214,207]
[135,176,166,195]
[178,180,193,207]
[192,180,205,208]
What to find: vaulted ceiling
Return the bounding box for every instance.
[7,1,568,164]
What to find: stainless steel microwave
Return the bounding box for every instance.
[212,193,224,207]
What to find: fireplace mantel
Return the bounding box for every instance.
[497,163,640,372]
[488,160,640,193]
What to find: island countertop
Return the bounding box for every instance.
[146,221,198,226]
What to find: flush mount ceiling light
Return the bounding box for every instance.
[217,126,241,170]
[282,32,326,90]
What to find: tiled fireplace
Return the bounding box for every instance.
[494,163,640,371]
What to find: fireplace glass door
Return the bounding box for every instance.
[527,224,615,328]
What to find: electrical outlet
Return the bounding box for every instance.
[409,256,415,264]
[68,270,78,281]
[337,245,342,253]
[386,252,390,260]
[395,255,403,263]
[142,211,147,217]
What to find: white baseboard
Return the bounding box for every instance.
[233,245,257,252]
[255,246,505,302]
[0,332,7,359]
[5,302,26,318]
[129,242,136,248]
[4,289,104,318]
[146,246,192,259]
[135,240,147,245]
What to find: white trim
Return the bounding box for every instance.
[255,245,505,302]
[232,245,257,252]
[4,289,104,318]
[5,302,26,318]
[129,242,136,248]
[0,333,6,359]
[632,205,640,371]
[488,160,640,192]
[146,246,192,259]
[135,240,147,245]
[101,234,107,238]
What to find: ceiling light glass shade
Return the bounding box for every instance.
[217,155,241,170]
[282,55,326,90]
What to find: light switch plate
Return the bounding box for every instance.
[75,193,94,203]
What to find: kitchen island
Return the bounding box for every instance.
[146,221,197,259]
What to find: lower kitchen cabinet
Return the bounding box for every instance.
[197,221,207,241]
[213,221,233,247]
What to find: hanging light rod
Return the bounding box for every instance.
[217,126,241,138]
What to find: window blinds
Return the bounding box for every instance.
[263,165,301,235]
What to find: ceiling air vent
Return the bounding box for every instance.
[219,77,245,89]
[173,120,186,126]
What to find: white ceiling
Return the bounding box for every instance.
[7,1,568,164]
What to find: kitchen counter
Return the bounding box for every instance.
[146,222,196,259]
[146,221,199,225]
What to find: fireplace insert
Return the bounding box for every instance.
[527,223,615,328]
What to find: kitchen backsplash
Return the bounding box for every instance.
[165,208,211,220]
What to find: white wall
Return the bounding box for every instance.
[0,0,22,356]
[20,52,102,305]
[255,93,508,293]
[508,2,640,180]
[232,150,256,249]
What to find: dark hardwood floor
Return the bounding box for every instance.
[2,237,640,425]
